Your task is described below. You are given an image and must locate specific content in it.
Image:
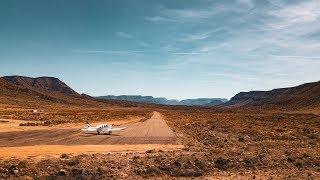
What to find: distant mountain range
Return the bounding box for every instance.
[1,75,319,110]
[97,95,228,106]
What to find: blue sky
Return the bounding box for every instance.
[0,0,320,99]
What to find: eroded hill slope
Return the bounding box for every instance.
[224,81,320,109]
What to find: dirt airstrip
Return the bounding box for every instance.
[0,112,183,157]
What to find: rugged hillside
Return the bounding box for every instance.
[0,77,27,96]
[224,81,320,109]
[3,76,78,95]
[0,76,140,108]
[98,95,227,106]
[0,77,61,107]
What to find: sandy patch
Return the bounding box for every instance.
[0,144,184,158]
[0,116,142,133]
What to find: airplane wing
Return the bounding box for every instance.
[105,127,127,131]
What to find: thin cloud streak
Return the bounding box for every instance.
[72,50,144,55]
[145,16,177,23]
[269,55,320,60]
[179,32,212,42]
[115,31,150,47]
[116,32,135,39]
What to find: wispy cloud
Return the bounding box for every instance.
[79,1,320,93]
[145,5,225,23]
[153,2,320,91]
[198,42,230,53]
[115,31,150,47]
[72,50,143,55]
[268,0,320,29]
[145,16,177,23]
[116,32,135,39]
[162,8,215,20]
[269,54,320,60]
[145,2,256,24]
[179,32,211,42]
[172,52,209,55]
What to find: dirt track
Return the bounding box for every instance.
[0,112,178,147]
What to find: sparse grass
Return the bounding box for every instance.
[160,108,320,177]
[0,106,319,179]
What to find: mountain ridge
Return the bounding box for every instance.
[2,76,78,95]
[98,95,228,106]
[223,81,320,109]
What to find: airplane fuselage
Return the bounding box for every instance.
[81,124,113,135]
[81,124,126,135]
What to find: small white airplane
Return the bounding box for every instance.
[81,122,126,135]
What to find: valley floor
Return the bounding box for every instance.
[0,106,319,179]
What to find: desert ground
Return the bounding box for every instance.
[0,105,319,179]
[0,111,182,157]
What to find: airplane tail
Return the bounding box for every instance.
[84,121,92,129]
